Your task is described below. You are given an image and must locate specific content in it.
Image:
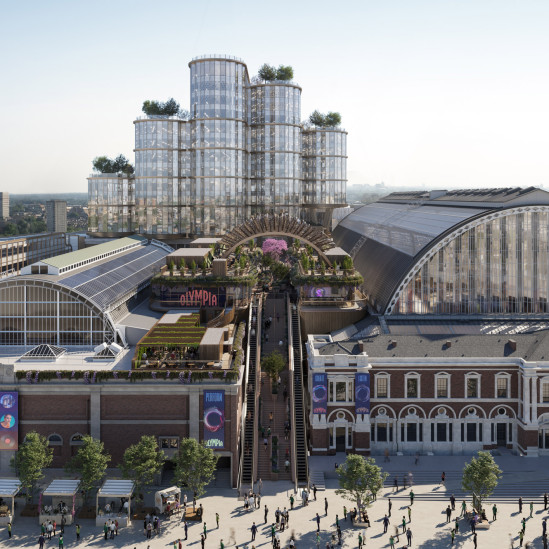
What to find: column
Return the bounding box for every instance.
[189,391,200,440]
[90,389,101,439]
[531,377,538,425]
[452,420,460,454]
[522,374,530,423]
[482,421,491,447]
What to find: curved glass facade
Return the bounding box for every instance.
[88,55,348,237]
[392,209,549,315]
[302,129,347,224]
[0,280,114,346]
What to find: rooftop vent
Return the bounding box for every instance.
[358,340,365,353]
[429,190,447,200]
[390,340,397,348]
[507,339,517,351]
[445,340,452,348]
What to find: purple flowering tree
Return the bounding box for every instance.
[262,239,287,261]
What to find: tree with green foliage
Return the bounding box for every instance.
[301,253,310,272]
[120,435,164,498]
[461,451,502,511]
[341,255,354,271]
[11,431,53,502]
[276,65,293,81]
[336,454,388,510]
[190,259,197,276]
[261,350,286,383]
[65,435,110,502]
[308,110,342,128]
[142,98,188,117]
[173,438,218,498]
[92,154,134,176]
[258,63,277,81]
[309,110,325,127]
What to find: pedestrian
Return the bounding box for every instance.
[403,475,407,489]
[461,500,467,516]
[335,514,339,529]
[389,534,395,548]
[269,411,273,423]
[408,506,411,523]
[454,517,459,533]
[384,448,390,462]
[409,490,414,505]
[414,452,419,465]
[8,522,12,538]
[450,494,456,510]
[358,532,363,548]
[216,512,220,528]
[388,497,392,517]
[545,492,548,510]
[104,522,109,540]
[337,524,342,545]
[289,494,294,509]
[251,522,257,541]
[184,521,188,540]
[406,528,413,547]
[383,514,390,533]
[521,517,526,534]
[264,437,268,452]
[271,523,276,543]
[313,484,317,500]
[402,516,406,533]
[519,530,524,547]
[220,540,224,549]
[201,534,205,549]
[394,476,399,492]
[325,497,328,516]
[265,504,269,523]
[446,505,452,523]
[316,513,320,531]
[343,505,347,520]
[203,521,207,539]
[59,534,64,549]
[471,517,476,534]
[39,533,45,549]
[529,502,533,518]
[473,532,477,549]
[519,497,523,514]
[394,524,400,542]
[451,528,455,545]
[543,533,548,549]
[441,472,446,485]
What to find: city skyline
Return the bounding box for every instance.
[1,0,548,194]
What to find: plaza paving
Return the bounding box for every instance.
[3,454,549,548]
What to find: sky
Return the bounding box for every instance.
[1,0,548,194]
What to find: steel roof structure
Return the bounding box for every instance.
[42,479,81,497]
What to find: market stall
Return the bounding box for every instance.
[0,479,21,525]
[154,486,181,515]
[95,480,135,527]
[39,479,81,526]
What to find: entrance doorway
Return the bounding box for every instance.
[336,427,346,452]
[496,423,507,446]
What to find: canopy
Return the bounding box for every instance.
[97,480,134,498]
[0,478,21,497]
[43,479,81,497]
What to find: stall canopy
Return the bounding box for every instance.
[97,480,135,499]
[43,479,81,497]
[0,478,21,520]
[0,479,21,498]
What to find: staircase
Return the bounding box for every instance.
[241,299,260,487]
[290,300,309,486]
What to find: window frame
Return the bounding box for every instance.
[465,373,481,399]
[540,380,549,404]
[47,433,63,446]
[495,373,511,399]
[435,372,451,398]
[375,373,390,399]
[405,372,421,399]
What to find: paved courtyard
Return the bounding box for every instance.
[2,454,549,548]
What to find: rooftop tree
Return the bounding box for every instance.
[308,110,342,128]
[262,238,287,261]
[92,154,134,176]
[258,64,294,82]
[142,98,189,118]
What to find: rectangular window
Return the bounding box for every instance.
[497,377,508,398]
[437,423,447,442]
[466,423,477,442]
[406,423,417,442]
[437,377,448,398]
[377,377,388,398]
[543,383,549,403]
[377,423,387,442]
[467,378,478,398]
[336,382,347,402]
[407,378,418,398]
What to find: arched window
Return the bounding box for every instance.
[47,434,63,446]
[70,433,84,445]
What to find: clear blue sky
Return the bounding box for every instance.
[1,0,548,194]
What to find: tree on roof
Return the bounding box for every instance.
[92,154,134,176]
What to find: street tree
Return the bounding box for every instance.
[10,431,53,502]
[336,454,388,510]
[461,451,502,511]
[120,435,164,498]
[173,438,218,498]
[261,351,286,383]
[66,435,110,502]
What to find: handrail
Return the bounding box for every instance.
[287,294,298,492]
[252,296,263,487]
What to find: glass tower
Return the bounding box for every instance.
[88,55,348,239]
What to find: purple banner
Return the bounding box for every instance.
[0,392,18,450]
[355,373,371,415]
[203,390,225,449]
[312,373,328,415]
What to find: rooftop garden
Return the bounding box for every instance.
[308,110,342,128]
[92,154,134,176]
[257,63,294,82]
[141,98,190,119]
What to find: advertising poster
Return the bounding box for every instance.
[355,373,371,415]
[203,390,225,448]
[312,373,328,414]
[0,391,18,450]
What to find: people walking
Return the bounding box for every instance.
[493,503,498,520]
[408,506,411,523]
[473,532,477,549]
[446,505,452,523]
[251,522,257,541]
[383,514,390,533]
[519,497,523,514]
[450,494,456,510]
[529,502,533,518]
[441,472,446,485]
[545,492,548,510]
[402,516,406,533]
[325,497,328,516]
[406,528,413,547]
[409,490,414,505]
[394,477,399,492]
[388,497,392,517]
[265,505,269,524]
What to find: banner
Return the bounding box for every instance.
[203,390,225,448]
[312,373,328,415]
[0,391,18,450]
[355,373,371,415]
